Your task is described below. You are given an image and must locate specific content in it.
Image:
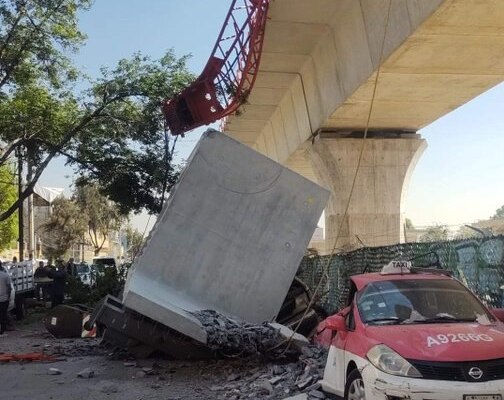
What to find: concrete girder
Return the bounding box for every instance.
[221,0,504,249]
[122,131,329,342]
[224,0,504,155]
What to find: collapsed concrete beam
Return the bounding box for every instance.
[122,130,329,343]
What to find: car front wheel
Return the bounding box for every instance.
[345,369,366,400]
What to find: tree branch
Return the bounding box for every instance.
[0,9,25,61]
[97,234,106,254]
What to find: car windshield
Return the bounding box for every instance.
[357,279,493,325]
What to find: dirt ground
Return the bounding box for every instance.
[0,309,328,400]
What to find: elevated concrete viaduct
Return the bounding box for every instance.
[222,0,504,251]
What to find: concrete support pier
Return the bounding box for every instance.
[307,132,426,252]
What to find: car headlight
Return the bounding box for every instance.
[367,345,422,378]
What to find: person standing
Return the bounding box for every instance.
[0,261,12,337]
[66,257,75,276]
[48,260,66,308]
[34,261,50,301]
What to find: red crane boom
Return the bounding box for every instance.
[163,0,270,136]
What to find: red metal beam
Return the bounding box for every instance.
[163,0,270,136]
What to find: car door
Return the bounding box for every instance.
[323,282,357,396]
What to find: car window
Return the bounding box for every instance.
[357,279,493,325]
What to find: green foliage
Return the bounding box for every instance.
[0,49,192,222]
[41,183,126,257]
[69,50,193,215]
[404,218,414,229]
[0,0,193,222]
[66,275,91,304]
[0,84,78,148]
[420,224,449,242]
[74,183,124,255]
[0,0,90,93]
[0,164,17,250]
[41,196,87,259]
[89,266,127,303]
[125,225,144,261]
[67,265,129,306]
[0,0,89,221]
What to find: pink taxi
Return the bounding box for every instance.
[315,261,504,400]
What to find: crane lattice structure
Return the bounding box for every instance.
[163,0,270,136]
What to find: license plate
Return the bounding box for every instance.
[464,396,502,400]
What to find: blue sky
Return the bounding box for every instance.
[38,1,504,232]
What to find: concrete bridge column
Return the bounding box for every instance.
[307,132,426,252]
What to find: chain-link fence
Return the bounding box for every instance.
[298,236,504,314]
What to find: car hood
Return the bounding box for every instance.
[365,322,504,362]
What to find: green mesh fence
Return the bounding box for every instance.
[297,235,504,314]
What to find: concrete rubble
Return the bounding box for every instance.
[1,313,331,399]
[192,310,283,356]
[48,367,62,375]
[205,345,328,399]
[77,367,95,378]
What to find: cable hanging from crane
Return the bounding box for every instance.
[162,0,270,136]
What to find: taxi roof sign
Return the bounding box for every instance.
[380,260,412,275]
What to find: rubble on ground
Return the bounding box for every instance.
[77,367,95,378]
[201,345,328,399]
[2,311,330,400]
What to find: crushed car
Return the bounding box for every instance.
[314,260,504,400]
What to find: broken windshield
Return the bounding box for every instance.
[357,279,494,325]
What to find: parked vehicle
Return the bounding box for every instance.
[92,256,117,269]
[75,262,93,286]
[4,260,36,319]
[315,261,504,400]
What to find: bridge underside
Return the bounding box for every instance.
[222,0,504,251]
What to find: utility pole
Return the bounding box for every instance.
[27,150,35,259]
[17,147,24,261]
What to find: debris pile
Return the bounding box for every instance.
[191,310,329,398]
[204,345,328,399]
[43,338,103,357]
[192,310,284,357]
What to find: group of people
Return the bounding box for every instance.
[34,258,72,307]
[0,257,74,337]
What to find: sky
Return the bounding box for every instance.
[38,0,504,233]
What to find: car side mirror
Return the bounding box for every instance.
[325,315,347,332]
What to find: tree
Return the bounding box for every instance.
[0,164,18,251]
[420,224,449,242]
[0,0,90,95]
[75,184,123,256]
[41,196,87,259]
[0,49,193,221]
[125,225,144,261]
[0,0,89,221]
[68,51,192,215]
[492,205,504,219]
